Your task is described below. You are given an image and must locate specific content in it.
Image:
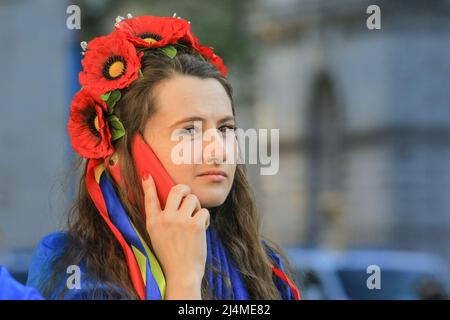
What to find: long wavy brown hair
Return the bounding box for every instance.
[44,44,296,299]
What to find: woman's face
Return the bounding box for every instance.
[142,74,237,208]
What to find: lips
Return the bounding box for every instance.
[197,169,228,182]
[197,170,228,177]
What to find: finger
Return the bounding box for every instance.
[142,174,161,221]
[164,184,191,214]
[178,194,201,218]
[193,208,210,229]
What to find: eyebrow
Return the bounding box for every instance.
[170,115,235,128]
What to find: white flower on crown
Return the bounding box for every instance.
[172,12,190,23]
[80,41,88,55]
[114,15,125,27]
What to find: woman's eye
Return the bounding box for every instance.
[181,126,200,135]
[219,124,236,133]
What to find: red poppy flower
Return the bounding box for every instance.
[114,16,226,76]
[175,21,201,49]
[115,16,192,48]
[197,44,227,77]
[68,90,114,159]
[79,32,142,97]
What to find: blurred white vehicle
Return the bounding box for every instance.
[284,248,450,300]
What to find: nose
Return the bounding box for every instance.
[203,129,226,165]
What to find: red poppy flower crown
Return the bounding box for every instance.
[68,14,227,159]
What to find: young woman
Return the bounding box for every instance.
[26,14,300,300]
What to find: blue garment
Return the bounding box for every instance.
[206,227,249,299]
[0,266,43,300]
[26,232,121,300]
[27,231,296,300]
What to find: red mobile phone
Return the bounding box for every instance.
[131,133,175,209]
[105,133,175,210]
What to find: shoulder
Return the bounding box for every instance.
[27,232,69,279]
[32,231,69,260]
[27,232,125,300]
[26,232,70,297]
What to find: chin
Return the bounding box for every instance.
[190,181,232,209]
[199,198,225,209]
[197,193,227,209]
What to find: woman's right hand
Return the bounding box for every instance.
[141,174,210,299]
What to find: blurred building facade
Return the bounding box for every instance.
[0,0,70,250]
[248,0,450,266]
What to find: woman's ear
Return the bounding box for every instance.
[105,152,124,187]
[104,150,139,208]
[107,152,119,167]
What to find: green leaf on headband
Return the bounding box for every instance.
[138,69,144,79]
[100,92,111,102]
[100,90,121,114]
[108,115,126,141]
[107,89,122,114]
[160,46,177,59]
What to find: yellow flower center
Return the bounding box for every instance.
[143,37,158,44]
[108,61,125,79]
[94,115,100,131]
